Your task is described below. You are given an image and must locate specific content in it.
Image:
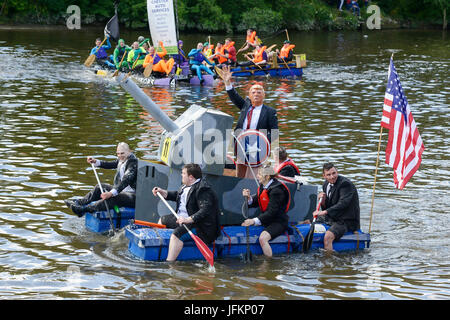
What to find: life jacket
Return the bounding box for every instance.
[246,31,256,45]
[257,180,291,213]
[215,46,227,64]
[275,158,300,176]
[224,41,236,62]
[253,46,267,63]
[279,44,295,59]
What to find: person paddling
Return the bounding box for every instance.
[90,37,112,68]
[143,41,175,76]
[152,163,221,262]
[127,41,147,73]
[113,39,131,71]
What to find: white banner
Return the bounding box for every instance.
[147,0,178,55]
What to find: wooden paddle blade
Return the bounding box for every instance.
[84,54,96,67]
[190,231,214,267]
[143,63,153,77]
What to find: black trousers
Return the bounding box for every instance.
[79,183,136,211]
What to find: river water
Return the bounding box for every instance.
[0,27,448,300]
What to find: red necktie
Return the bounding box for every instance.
[246,106,255,130]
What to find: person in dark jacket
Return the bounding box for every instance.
[152,163,221,262]
[313,162,360,252]
[221,65,279,178]
[242,164,290,257]
[64,142,137,217]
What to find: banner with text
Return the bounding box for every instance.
[147,0,178,55]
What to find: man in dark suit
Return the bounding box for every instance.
[152,163,221,262]
[64,142,138,217]
[221,65,278,178]
[313,162,360,252]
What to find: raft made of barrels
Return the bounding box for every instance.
[124,223,370,261]
[230,63,303,78]
[85,207,135,233]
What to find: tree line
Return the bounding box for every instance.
[0,0,448,31]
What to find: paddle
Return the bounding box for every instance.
[242,196,253,262]
[280,56,295,77]
[143,61,153,78]
[91,163,115,236]
[84,37,107,67]
[302,196,323,253]
[156,192,214,267]
[113,51,127,77]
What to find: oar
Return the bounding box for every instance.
[91,163,115,236]
[302,196,323,253]
[156,192,214,267]
[84,37,107,67]
[113,52,127,77]
[143,61,153,78]
[280,56,295,77]
[122,53,141,81]
[242,196,253,262]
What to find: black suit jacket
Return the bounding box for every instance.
[227,87,278,142]
[250,179,289,228]
[99,153,138,193]
[166,178,221,244]
[321,175,360,231]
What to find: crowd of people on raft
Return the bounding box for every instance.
[66,65,361,262]
[89,29,298,85]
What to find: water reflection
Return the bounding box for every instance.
[0,28,449,299]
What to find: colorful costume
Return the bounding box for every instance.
[188,48,215,82]
[143,42,175,76]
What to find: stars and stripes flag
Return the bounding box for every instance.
[380,57,424,189]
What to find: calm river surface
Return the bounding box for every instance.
[0,27,448,300]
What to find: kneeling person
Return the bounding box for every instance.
[242,164,290,257]
[152,163,221,262]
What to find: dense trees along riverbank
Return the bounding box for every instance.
[0,0,448,32]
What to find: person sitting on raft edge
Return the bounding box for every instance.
[151,163,221,262]
[64,142,137,217]
[274,146,300,178]
[188,42,216,86]
[242,163,291,258]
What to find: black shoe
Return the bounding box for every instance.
[64,199,74,209]
[69,204,86,218]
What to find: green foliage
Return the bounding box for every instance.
[237,8,283,34]
[0,0,447,31]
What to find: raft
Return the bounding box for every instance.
[230,63,303,78]
[125,223,370,261]
[92,66,216,87]
[85,207,135,233]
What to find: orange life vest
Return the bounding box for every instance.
[223,41,235,51]
[275,158,300,176]
[246,31,256,45]
[215,46,227,64]
[279,44,295,59]
[253,45,267,63]
[257,180,291,213]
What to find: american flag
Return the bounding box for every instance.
[380,57,424,190]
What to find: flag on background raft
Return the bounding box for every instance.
[104,4,120,42]
[381,57,424,190]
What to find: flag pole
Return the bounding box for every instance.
[368,52,394,234]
